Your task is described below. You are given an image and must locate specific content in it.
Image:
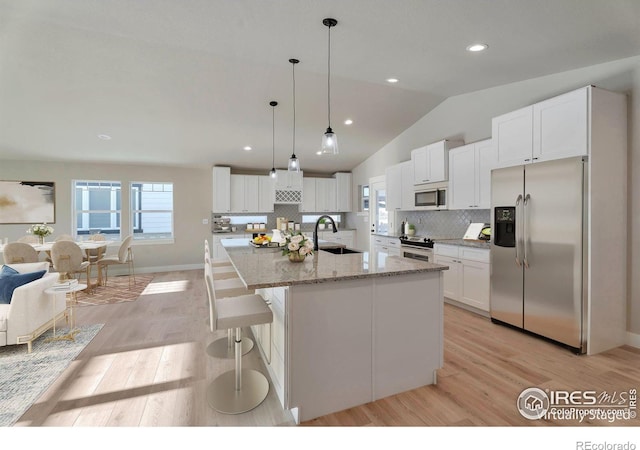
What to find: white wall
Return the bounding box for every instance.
[349,55,640,335]
[0,160,212,273]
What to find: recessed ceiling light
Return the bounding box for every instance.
[243,146,252,151]
[316,151,322,155]
[386,78,399,84]
[466,43,488,52]
[97,134,111,140]
[344,119,353,125]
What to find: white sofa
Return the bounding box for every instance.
[0,262,66,352]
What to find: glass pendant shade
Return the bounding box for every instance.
[269,100,278,180]
[321,127,339,155]
[269,167,277,178]
[288,154,299,172]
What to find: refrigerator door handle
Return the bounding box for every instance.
[523,193,531,269]
[515,194,523,267]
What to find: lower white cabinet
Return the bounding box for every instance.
[434,244,490,312]
[211,235,230,262]
[371,235,400,256]
[253,286,287,408]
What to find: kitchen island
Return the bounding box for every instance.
[220,238,448,423]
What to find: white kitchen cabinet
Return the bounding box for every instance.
[315,178,337,212]
[334,172,353,212]
[434,244,490,313]
[211,234,230,262]
[493,86,590,168]
[372,235,400,256]
[258,176,275,213]
[492,106,534,168]
[230,174,259,213]
[385,163,403,211]
[299,177,317,212]
[412,140,464,185]
[212,166,231,213]
[533,87,588,162]
[448,138,495,210]
[275,170,303,190]
[401,161,414,210]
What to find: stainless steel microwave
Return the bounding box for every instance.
[414,187,447,210]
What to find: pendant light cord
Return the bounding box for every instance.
[327,24,331,129]
[272,104,275,167]
[292,61,296,156]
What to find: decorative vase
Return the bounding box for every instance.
[288,252,306,263]
[38,235,45,244]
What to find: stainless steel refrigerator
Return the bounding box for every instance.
[490,156,587,353]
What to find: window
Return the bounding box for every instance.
[131,182,174,241]
[73,181,121,238]
[361,185,369,211]
[301,214,341,224]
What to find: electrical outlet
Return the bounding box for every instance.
[202,219,209,225]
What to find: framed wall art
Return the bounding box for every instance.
[0,181,56,224]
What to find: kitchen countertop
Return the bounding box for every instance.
[221,238,447,290]
[434,239,491,249]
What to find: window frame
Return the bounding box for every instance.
[130,181,175,243]
[72,180,122,239]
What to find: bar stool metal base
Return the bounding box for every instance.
[206,369,269,414]
[206,336,254,358]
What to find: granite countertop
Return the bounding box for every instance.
[220,238,448,289]
[434,239,491,249]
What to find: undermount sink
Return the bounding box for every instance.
[320,247,362,255]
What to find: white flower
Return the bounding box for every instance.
[300,246,312,255]
[291,234,303,244]
[288,242,299,251]
[304,239,314,249]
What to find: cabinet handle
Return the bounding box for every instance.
[524,159,531,162]
[532,157,539,161]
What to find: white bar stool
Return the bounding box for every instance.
[204,262,273,414]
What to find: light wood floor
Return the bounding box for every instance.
[15,269,640,427]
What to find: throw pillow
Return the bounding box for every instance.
[0,270,47,304]
[0,265,19,278]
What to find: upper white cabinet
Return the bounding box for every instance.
[316,178,337,212]
[334,172,353,212]
[275,170,303,204]
[493,86,589,168]
[275,170,303,190]
[259,176,275,213]
[400,161,414,210]
[212,166,231,213]
[385,163,402,211]
[386,161,416,211]
[449,138,496,210]
[230,174,259,213]
[300,177,317,212]
[412,139,464,185]
[492,106,534,168]
[533,87,588,161]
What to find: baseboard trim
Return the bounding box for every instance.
[626,331,640,349]
[106,263,202,277]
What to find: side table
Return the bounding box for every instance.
[44,283,88,342]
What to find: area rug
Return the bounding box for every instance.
[75,274,154,306]
[0,323,104,426]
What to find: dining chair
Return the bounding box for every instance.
[2,242,39,264]
[204,259,273,414]
[84,233,107,264]
[97,235,135,288]
[16,235,38,244]
[54,234,74,242]
[51,241,91,290]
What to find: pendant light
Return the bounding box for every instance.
[288,58,300,172]
[269,101,277,179]
[321,18,338,155]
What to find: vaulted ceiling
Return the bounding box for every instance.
[1,0,639,173]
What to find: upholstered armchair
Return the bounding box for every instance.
[0,262,66,352]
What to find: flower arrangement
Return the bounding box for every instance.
[27,223,54,240]
[281,232,313,262]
